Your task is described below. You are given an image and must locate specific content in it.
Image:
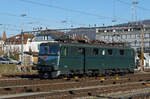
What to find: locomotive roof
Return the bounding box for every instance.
[41,42,133,49]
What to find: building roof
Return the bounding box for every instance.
[6,33,35,44]
[36,29,70,40]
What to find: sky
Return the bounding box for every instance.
[0,0,150,37]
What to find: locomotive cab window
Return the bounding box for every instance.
[44,46,49,54]
[40,45,49,55]
[120,50,124,56]
[108,49,113,55]
[93,48,99,56]
[49,46,59,55]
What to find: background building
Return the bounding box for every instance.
[4,29,69,65]
[96,25,150,52]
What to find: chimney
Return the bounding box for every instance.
[3,30,6,41]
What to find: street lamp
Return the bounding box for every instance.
[141,24,144,71]
[20,14,27,65]
[132,1,139,25]
[0,24,4,56]
[0,24,6,55]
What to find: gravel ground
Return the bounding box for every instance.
[78,87,150,99]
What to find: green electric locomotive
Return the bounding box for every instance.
[34,42,136,78]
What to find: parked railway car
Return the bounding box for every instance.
[33,42,136,78]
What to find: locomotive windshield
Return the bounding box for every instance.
[40,45,59,55]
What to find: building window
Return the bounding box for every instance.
[44,36,48,40]
[144,33,149,39]
[145,41,149,47]
[46,36,48,40]
[48,36,53,40]
[107,30,113,32]
[124,29,128,32]
[122,34,127,39]
[127,34,130,39]
[128,29,131,31]
[131,34,135,39]
[136,34,140,39]
[108,35,111,39]
[117,29,122,32]
[104,36,106,40]
[105,36,108,39]
[98,30,104,32]
[113,30,116,32]
[16,40,19,44]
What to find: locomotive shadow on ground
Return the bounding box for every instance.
[19,74,39,79]
[3,74,40,80]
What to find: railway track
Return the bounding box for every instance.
[1,80,150,99]
[0,72,150,99]
[0,72,150,87]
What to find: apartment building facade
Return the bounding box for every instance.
[96,25,150,52]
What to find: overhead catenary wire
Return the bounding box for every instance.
[19,0,111,19]
[0,11,89,29]
[3,0,150,32]
[18,0,130,22]
[0,0,136,29]
[0,12,52,24]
